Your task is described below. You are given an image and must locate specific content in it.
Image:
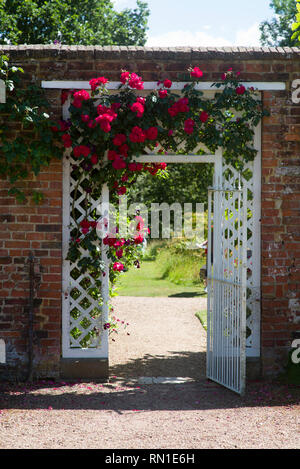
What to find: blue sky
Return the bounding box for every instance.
[113,0,275,47]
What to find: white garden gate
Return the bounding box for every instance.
[207,184,247,394]
[42,80,265,391]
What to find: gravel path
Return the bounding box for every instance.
[109,296,207,380]
[0,296,299,449]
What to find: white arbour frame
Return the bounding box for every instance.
[42,80,284,364]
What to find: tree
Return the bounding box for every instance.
[259,0,298,47]
[292,0,300,45]
[0,0,149,46]
[127,164,214,209]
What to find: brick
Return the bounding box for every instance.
[36,224,61,232]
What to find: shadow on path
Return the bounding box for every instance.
[168,292,207,298]
[0,379,299,414]
[0,352,299,414]
[109,351,206,380]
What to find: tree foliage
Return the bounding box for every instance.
[0,54,62,203]
[127,163,214,210]
[260,0,298,47]
[0,0,149,46]
[292,0,300,45]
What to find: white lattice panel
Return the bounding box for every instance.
[62,155,109,358]
[222,158,261,357]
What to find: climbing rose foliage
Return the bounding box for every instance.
[62,66,267,345]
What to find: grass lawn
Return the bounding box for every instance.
[195,310,207,330]
[115,257,207,298]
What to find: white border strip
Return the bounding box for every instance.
[42,81,286,91]
[133,154,216,163]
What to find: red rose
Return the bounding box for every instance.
[184,118,195,135]
[128,73,144,90]
[128,162,137,172]
[103,235,117,247]
[168,97,189,117]
[89,77,108,91]
[113,262,124,272]
[116,249,123,259]
[117,186,127,196]
[112,157,126,170]
[80,219,91,234]
[73,145,91,158]
[129,126,146,143]
[60,120,70,132]
[120,71,130,84]
[114,238,125,247]
[81,114,90,123]
[163,79,172,88]
[95,111,117,133]
[146,127,158,141]
[91,154,98,165]
[113,134,127,147]
[190,67,203,78]
[62,134,72,148]
[108,150,118,161]
[134,234,144,244]
[72,99,83,108]
[200,111,209,123]
[236,85,246,95]
[119,144,129,157]
[159,89,168,98]
[130,101,144,117]
[73,90,90,103]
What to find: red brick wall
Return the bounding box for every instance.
[261,84,300,376]
[0,45,299,379]
[0,159,62,378]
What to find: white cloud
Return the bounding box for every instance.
[235,22,261,47]
[112,0,137,10]
[146,30,232,48]
[146,22,261,48]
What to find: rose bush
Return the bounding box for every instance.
[55,66,268,342]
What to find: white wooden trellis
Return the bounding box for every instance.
[42,80,269,390]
